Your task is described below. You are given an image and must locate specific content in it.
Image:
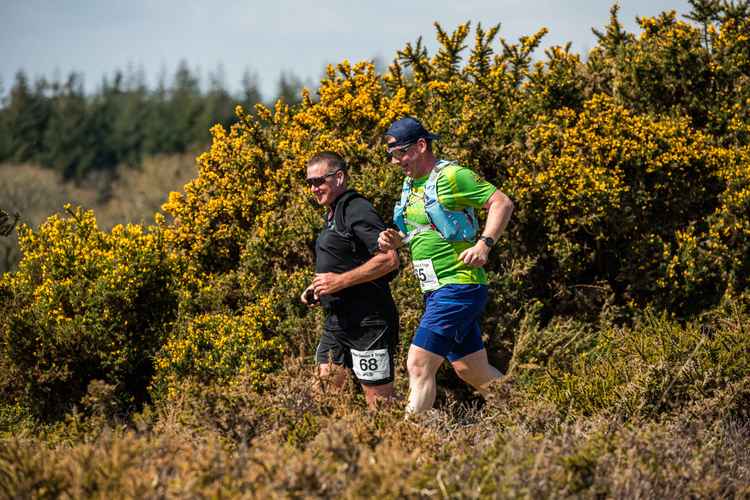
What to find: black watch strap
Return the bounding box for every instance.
[479,235,495,248]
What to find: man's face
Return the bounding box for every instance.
[386,137,422,178]
[306,161,344,207]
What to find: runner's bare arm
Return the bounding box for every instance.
[458,190,514,267]
[312,249,399,296]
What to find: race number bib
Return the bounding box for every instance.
[351,348,390,382]
[413,259,439,292]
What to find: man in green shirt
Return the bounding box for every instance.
[378,117,514,414]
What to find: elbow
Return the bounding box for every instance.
[385,250,400,272]
[487,190,514,216]
[505,196,514,217]
[496,191,514,216]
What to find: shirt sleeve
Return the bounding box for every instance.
[346,197,388,255]
[436,165,497,210]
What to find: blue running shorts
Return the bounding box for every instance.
[412,284,488,362]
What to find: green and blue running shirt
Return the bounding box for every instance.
[403,163,496,289]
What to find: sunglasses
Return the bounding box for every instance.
[305,169,341,187]
[386,142,414,160]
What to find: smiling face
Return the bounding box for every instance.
[306,161,345,208]
[386,136,432,179]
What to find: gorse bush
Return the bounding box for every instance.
[157,5,750,382]
[0,207,178,420]
[153,308,285,399]
[506,95,731,317]
[161,5,750,334]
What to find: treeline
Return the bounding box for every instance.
[0,62,307,180]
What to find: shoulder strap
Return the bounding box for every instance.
[421,160,479,242]
[434,159,455,173]
[424,160,453,205]
[333,190,363,237]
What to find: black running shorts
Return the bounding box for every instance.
[315,317,399,386]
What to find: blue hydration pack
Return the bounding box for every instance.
[393,160,478,243]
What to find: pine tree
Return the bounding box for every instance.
[0,78,11,161]
[40,72,92,179]
[5,72,52,164]
[109,67,149,167]
[195,65,235,145]
[167,61,202,152]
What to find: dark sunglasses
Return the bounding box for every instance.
[305,169,341,187]
[386,142,414,159]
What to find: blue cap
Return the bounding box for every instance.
[385,117,439,147]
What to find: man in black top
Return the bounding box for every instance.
[300,151,400,407]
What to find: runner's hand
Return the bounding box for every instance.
[313,273,345,296]
[378,228,404,252]
[458,242,489,268]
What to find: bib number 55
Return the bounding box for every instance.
[412,259,439,292]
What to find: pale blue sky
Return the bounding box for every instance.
[1,0,692,99]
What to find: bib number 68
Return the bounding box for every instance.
[359,358,379,372]
[351,348,389,381]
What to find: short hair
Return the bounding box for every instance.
[307,151,347,174]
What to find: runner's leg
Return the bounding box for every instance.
[361,382,396,408]
[318,362,350,390]
[349,315,399,409]
[450,348,501,396]
[406,344,444,413]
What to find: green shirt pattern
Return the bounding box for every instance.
[404,162,496,287]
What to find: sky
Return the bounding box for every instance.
[1,0,693,100]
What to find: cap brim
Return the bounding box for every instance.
[388,133,440,147]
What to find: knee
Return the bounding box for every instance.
[407,345,443,384]
[407,356,431,381]
[318,363,348,387]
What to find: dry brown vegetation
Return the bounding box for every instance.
[1,310,749,498]
[1,360,748,498]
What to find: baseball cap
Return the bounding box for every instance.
[385,117,439,147]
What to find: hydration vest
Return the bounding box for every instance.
[393,160,478,243]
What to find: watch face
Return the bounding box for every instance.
[481,236,494,247]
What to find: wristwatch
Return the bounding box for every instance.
[478,235,495,248]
